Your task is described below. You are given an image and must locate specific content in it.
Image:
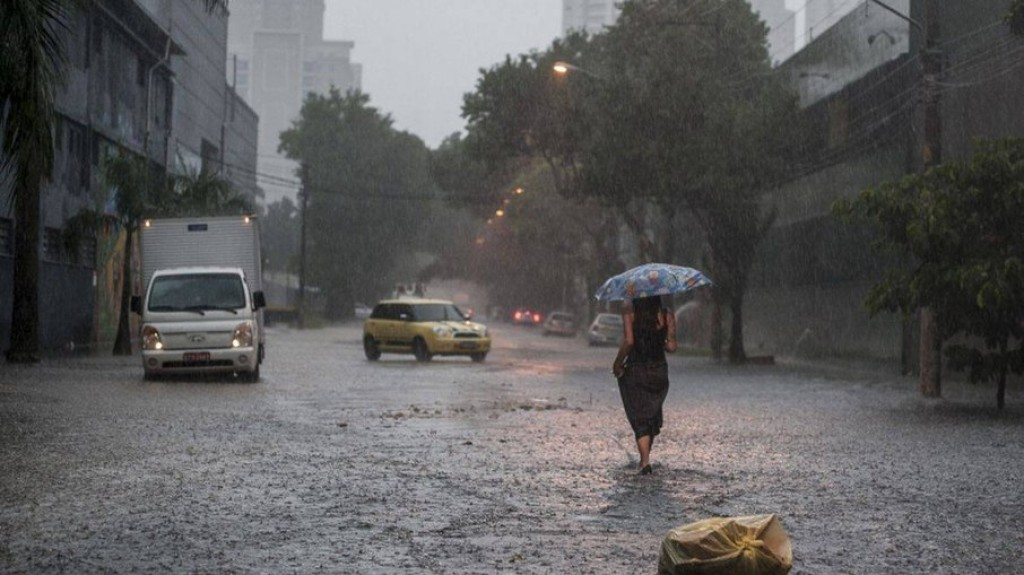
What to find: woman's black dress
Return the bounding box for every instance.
[617,313,669,440]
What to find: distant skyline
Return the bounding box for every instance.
[323,0,562,149]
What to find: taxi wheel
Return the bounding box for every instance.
[413,337,433,362]
[470,352,487,363]
[364,335,381,361]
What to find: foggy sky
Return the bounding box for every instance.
[323,0,562,149]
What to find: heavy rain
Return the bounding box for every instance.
[3,1,1024,573]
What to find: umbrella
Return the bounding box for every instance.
[594,263,712,302]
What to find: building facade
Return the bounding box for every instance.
[1,0,260,355]
[226,0,362,205]
[746,0,1024,365]
[562,0,621,35]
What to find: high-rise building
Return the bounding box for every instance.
[562,0,621,35]
[749,0,797,64]
[227,0,362,205]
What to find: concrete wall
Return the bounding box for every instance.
[744,0,1024,366]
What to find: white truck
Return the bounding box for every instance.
[130,216,266,381]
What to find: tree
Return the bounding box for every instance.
[1008,0,1024,35]
[279,90,430,320]
[834,138,1024,409]
[1,0,70,363]
[586,0,803,363]
[458,0,803,362]
[261,197,300,274]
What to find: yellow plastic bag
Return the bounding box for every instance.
[657,514,793,575]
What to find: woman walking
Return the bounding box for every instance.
[612,295,677,475]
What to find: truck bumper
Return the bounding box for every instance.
[141,347,259,375]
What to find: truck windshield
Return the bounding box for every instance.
[148,273,246,312]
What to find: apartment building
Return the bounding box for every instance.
[227,0,362,205]
[1,0,259,353]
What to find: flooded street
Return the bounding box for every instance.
[2,324,1023,574]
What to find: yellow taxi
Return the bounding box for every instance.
[363,298,491,362]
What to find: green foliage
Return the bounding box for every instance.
[457,0,803,361]
[1,0,71,360]
[261,197,300,273]
[1008,0,1024,35]
[835,138,1024,408]
[279,89,436,318]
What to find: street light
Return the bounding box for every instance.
[552,60,603,81]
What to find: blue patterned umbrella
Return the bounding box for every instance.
[594,263,712,302]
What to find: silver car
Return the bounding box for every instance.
[542,311,577,337]
[587,313,623,346]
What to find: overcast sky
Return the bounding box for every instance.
[323,0,563,149]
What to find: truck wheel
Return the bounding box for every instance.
[364,335,381,361]
[240,364,260,383]
[470,352,487,363]
[413,338,433,362]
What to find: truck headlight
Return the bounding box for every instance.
[142,326,163,350]
[232,322,254,348]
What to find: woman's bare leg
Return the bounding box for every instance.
[637,435,652,470]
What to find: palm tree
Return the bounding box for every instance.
[168,165,254,218]
[1,0,70,363]
[103,155,170,355]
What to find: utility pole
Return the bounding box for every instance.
[869,0,942,396]
[297,183,308,329]
[918,0,943,398]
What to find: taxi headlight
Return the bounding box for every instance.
[432,325,453,337]
[142,326,163,350]
[232,321,254,348]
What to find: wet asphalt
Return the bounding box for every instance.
[1,323,1023,574]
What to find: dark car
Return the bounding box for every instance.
[511,307,543,326]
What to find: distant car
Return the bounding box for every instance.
[511,307,543,326]
[542,311,576,337]
[354,302,372,319]
[363,299,491,362]
[588,313,623,346]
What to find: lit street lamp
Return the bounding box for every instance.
[552,60,603,81]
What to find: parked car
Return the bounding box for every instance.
[363,299,491,362]
[354,302,373,319]
[511,307,543,326]
[542,311,577,337]
[588,313,623,346]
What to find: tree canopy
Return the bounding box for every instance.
[279,89,435,319]
[456,0,804,361]
[834,138,1024,409]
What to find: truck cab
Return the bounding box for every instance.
[131,266,265,381]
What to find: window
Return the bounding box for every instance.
[137,55,146,87]
[0,218,12,256]
[148,273,246,311]
[80,236,97,268]
[200,139,219,174]
[43,227,64,262]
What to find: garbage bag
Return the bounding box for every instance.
[657,514,792,575]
